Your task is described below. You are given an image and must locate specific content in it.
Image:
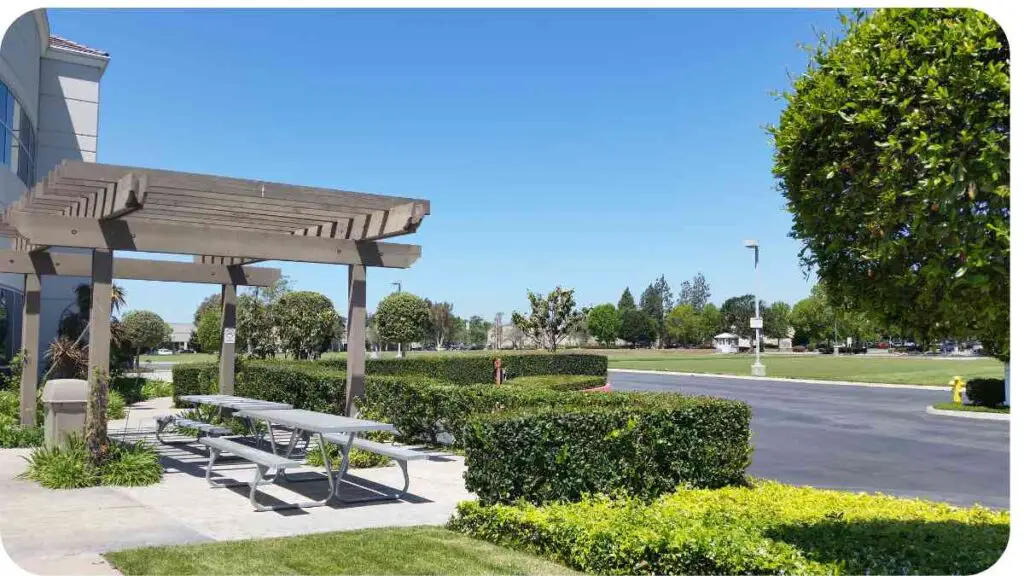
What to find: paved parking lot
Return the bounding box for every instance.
[610,370,1009,508]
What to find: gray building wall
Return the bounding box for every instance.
[0,9,107,366]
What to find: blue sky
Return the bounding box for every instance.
[47,8,842,323]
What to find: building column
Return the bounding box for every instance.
[86,249,113,463]
[344,264,366,416]
[19,272,41,426]
[219,283,237,395]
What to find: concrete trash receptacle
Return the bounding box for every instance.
[41,379,89,448]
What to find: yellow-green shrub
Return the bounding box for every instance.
[450,480,1009,575]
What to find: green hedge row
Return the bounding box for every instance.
[319,353,607,384]
[236,362,347,415]
[170,363,220,405]
[506,374,605,392]
[449,480,1009,575]
[463,393,752,505]
[966,378,1006,407]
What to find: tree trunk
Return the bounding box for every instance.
[397,343,405,358]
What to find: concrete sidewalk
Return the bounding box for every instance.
[1,398,472,575]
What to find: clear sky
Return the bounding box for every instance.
[46,8,842,323]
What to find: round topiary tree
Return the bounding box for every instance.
[121,310,171,368]
[375,292,429,358]
[272,291,340,360]
[769,9,1009,382]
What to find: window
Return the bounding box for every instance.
[0,80,36,187]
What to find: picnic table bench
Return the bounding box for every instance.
[202,408,419,511]
[156,395,292,446]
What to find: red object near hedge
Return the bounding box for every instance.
[583,383,612,393]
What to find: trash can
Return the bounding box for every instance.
[41,379,89,448]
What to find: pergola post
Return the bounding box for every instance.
[19,272,41,426]
[86,249,113,463]
[344,264,366,416]
[219,283,237,395]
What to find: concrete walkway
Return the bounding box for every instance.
[1,398,471,575]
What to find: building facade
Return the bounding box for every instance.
[0,9,108,363]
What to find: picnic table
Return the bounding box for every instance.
[201,408,424,511]
[157,395,293,446]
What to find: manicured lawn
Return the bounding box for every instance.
[933,402,1009,414]
[138,353,217,364]
[607,353,1004,386]
[104,526,577,575]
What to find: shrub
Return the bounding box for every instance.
[320,353,607,385]
[20,434,163,489]
[462,393,752,505]
[141,379,174,399]
[966,378,1006,407]
[506,374,605,392]
[449,480,1010,576]
[237,361,347,414]
[110,376,146,405]
[171,362,219,405]
[305,440,393,469]
[108,390,126,420]
[100,440,163,486]
[0,390,44,447]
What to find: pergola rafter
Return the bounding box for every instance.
[2,160,430,429]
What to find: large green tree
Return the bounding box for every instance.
[639,284,666,347]
[375,292,429,357]
[587,304,621,347]
[695,303,723,346]
[618,309,656,348]
[720,295,764,341]
[665,304,699,347]
[121,310,170,368]
[678,272,711,310]
[425,300,455,349]
[272,291,340,360]
[769,9,1009,362]
[196,308,222,354]
[467,316,493,347]
[617,288,636,311]
[511,287,586,353]
[763,301,792,341]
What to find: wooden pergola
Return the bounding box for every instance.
[1,160,429,427]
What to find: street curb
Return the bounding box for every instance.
[925,405,1010,421]
[608,368,949,391]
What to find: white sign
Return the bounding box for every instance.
[749,317,763,329]
[223,328,236,344]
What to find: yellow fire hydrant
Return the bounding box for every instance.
[950,376,966,405]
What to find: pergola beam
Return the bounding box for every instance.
[58,172,148,220]
[9,212,422,268]
[0,250,281,286]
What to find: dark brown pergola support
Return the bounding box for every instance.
[219,283,237,395]
[19,272,41,426]
[344,264,366,416]
[85,249,113,458]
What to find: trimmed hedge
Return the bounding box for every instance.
[507,374,605,392]
[449,480,1010,575]
[966,378,1006,407]
[463,393,752,505]
[360,378,564,446]
[170,363,219,405]
[237,362,347,414]
[320,353,607,385]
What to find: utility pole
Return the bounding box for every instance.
[745,240,766,376]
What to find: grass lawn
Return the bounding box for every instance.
[607,352,1005,386]
[104,526,576,575]
[933,402,1009,414]
[138,353,217,364]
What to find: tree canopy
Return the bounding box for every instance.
[375,292,430,350]
[678,272,711,311]
[619,308,656,348]
[617,288,636,311]
[665,304,699,347]
[587,304,621,347]
[769,9,1009,360]
[511,287,586,353]
[273,291,340,359]
[196,308,222,353]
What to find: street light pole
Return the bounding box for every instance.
[745,240,766,377]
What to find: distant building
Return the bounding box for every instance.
[167,323,195,351]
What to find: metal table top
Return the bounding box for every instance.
[235,408,396,435]
[178,394,293,411]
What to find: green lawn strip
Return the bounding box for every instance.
[104,526,577,576]
[932,402,1009,414]
[608,355,1003,386]
[139,353,217,364]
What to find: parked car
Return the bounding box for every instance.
[155,348,173,356]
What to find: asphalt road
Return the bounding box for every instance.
[609,370,1010,508]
